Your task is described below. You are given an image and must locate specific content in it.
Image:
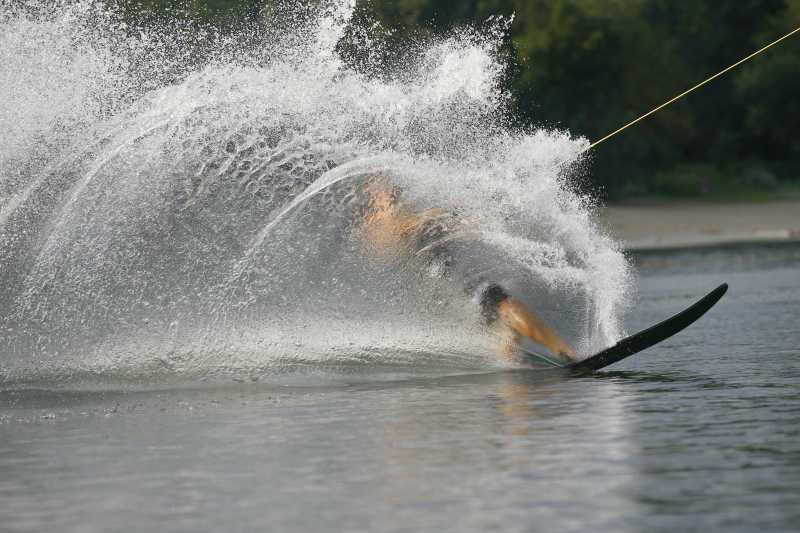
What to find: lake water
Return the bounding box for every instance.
[2,242,799,532]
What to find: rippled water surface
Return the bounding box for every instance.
[2,243,799,532]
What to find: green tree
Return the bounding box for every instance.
[735,0,800,180]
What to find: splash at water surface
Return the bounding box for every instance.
[0,0,631,386]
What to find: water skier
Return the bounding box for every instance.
[359,178,577,363]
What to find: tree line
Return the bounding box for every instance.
[128,0,800,199]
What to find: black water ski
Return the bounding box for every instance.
[565,283,728,372]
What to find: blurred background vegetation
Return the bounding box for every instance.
[123,0,800,201]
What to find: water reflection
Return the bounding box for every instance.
[352,370,639,529]
[0,370,644,531]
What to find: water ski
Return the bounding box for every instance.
[524,283,728,372]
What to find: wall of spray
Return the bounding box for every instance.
[0,1,631,385]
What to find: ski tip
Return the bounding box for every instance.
[709,282,729,302]
[565,281,729,373]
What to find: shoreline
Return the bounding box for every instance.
[598,199,800,251]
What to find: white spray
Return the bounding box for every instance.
[0,0,631,384]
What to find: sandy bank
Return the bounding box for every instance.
[598,200,800,251]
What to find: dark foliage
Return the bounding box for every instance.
[128,0,800,198]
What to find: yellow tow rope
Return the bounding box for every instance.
[582,24,800,154]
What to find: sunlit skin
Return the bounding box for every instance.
[361,184,455,255]
[496,298,576,360]
[360,178,576,362]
